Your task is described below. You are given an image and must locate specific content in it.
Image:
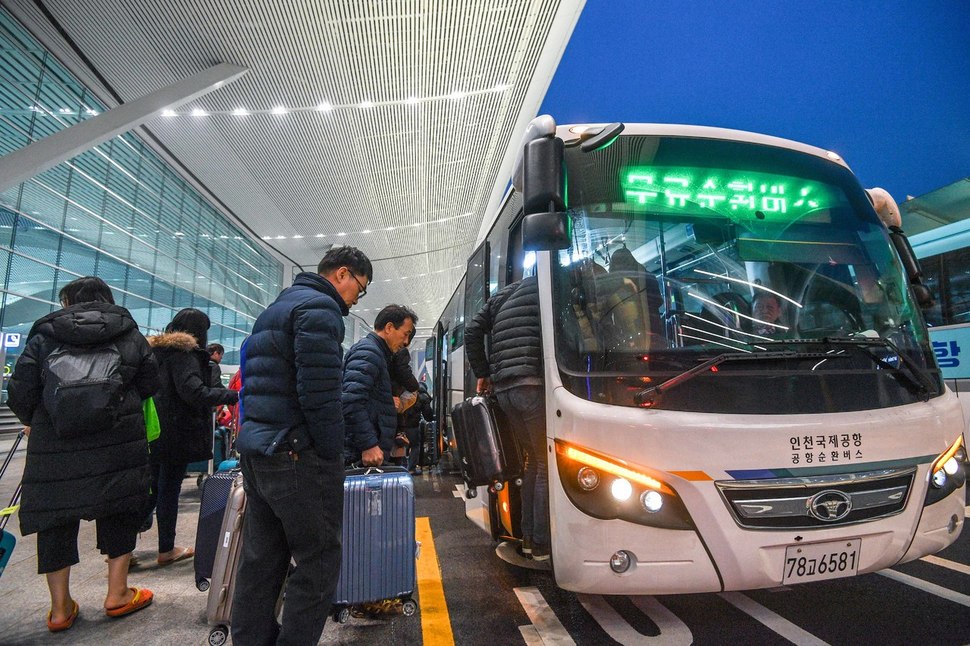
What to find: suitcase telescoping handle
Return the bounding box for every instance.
[0,430,25,483]
[345,464,411,477]
[0,430,26,532]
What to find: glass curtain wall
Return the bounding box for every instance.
[0,8,282,380]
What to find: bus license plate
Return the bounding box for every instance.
[783,539,861,584]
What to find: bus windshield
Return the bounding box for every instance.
[552,134,940,414]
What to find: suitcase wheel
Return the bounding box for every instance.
[196,578,210,592]
[513,477,523,487]
[207,625,228,646]
[402,599,418,617]
[333,607,350,623]
[197,474,206,489]
[465,487,477,499]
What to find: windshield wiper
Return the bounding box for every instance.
[633,350,842,408]
[755,337,940,400]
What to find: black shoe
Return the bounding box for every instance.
[521,537,534,556]
[532,544,550,561]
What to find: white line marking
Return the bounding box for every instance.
[578,594,647,645]
[514,587,576,645]
[519,625,544,646]
[578,594,693,645]
[879,569,970,608]
[921,554,970,577]
[453,484,464,498]
[720,591,830,646]
[628,596,694,644]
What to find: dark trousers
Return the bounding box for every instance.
[496,385,549,547]
[147,462,188,553]
[231,450,345,646]
[403,425,421,471]
[36,511,140,574]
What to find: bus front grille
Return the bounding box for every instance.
[715,467,916,529]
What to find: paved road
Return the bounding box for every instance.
[0,435,967,645]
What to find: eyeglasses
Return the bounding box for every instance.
[349,271,367,298]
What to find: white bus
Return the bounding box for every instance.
[910,220,970,406]
[433,118,967,594]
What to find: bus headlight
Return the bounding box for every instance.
[610,478,633,501]
[555,440,695,530]
[926,435,966,505]
[641,490,664,513]
[577,467,600,491]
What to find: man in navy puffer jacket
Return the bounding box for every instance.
[232,246,371,646]
[343,304,417,465]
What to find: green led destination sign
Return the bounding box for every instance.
[620,166,842,222]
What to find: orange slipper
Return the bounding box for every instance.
[47,600,79,632]
[105,587,153,618]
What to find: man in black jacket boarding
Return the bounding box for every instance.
[464,275,549,561]
[231,246,372,646]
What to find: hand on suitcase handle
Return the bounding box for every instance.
[361,445,384,467]
[476,377,492,395]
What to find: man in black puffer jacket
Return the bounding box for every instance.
[231,246,372,646]
[343,305,417,465]
[465,274,549,561]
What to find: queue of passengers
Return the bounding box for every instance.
[5,245,436,643]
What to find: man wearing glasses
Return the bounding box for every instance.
[232,246,371,645]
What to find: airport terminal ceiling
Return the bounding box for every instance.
[3,0,585,331]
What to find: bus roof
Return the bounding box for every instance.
[557,123,852,170]
[909,217,970,258]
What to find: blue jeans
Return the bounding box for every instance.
[496,386,548,547]
[231,450,345,646]
[147,462,188,554]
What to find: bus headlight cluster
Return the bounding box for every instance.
[555,440,694,530]
[926,435,967,506]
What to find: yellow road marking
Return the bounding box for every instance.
[416,516,455,646]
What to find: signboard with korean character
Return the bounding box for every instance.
[927,324,970,380]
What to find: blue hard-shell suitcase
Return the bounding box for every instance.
[330,466,418,622]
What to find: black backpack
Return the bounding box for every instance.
[42,342,125,439]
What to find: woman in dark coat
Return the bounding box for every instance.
[147,308,237,565]
[7,276,159,631]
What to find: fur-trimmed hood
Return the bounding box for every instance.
[147,330,199,352]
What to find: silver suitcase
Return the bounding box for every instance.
[205,472,246,645]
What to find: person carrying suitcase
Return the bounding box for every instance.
[232,246,372,646]
[465,274,549,561]
[343,305,417,467]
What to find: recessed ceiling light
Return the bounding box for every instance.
[233,107,249,116]
[271,106,288,115]
[360,101,375,109]
[162,109,177,117]
[191,108,208,117]
[317,102,333,111]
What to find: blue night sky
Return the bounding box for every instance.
[540,1,970,203]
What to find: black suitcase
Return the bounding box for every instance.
[451,395,523,496]
[194,469,239,591]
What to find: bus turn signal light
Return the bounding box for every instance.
[557,441,673,495]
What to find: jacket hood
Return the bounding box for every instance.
[293,272,350,316]
[147,331,200,352]
[29,302,137,346]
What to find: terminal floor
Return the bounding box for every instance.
[0,436,541,645]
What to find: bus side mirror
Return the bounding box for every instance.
[522,136,569,250]
[888,226,935,309]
